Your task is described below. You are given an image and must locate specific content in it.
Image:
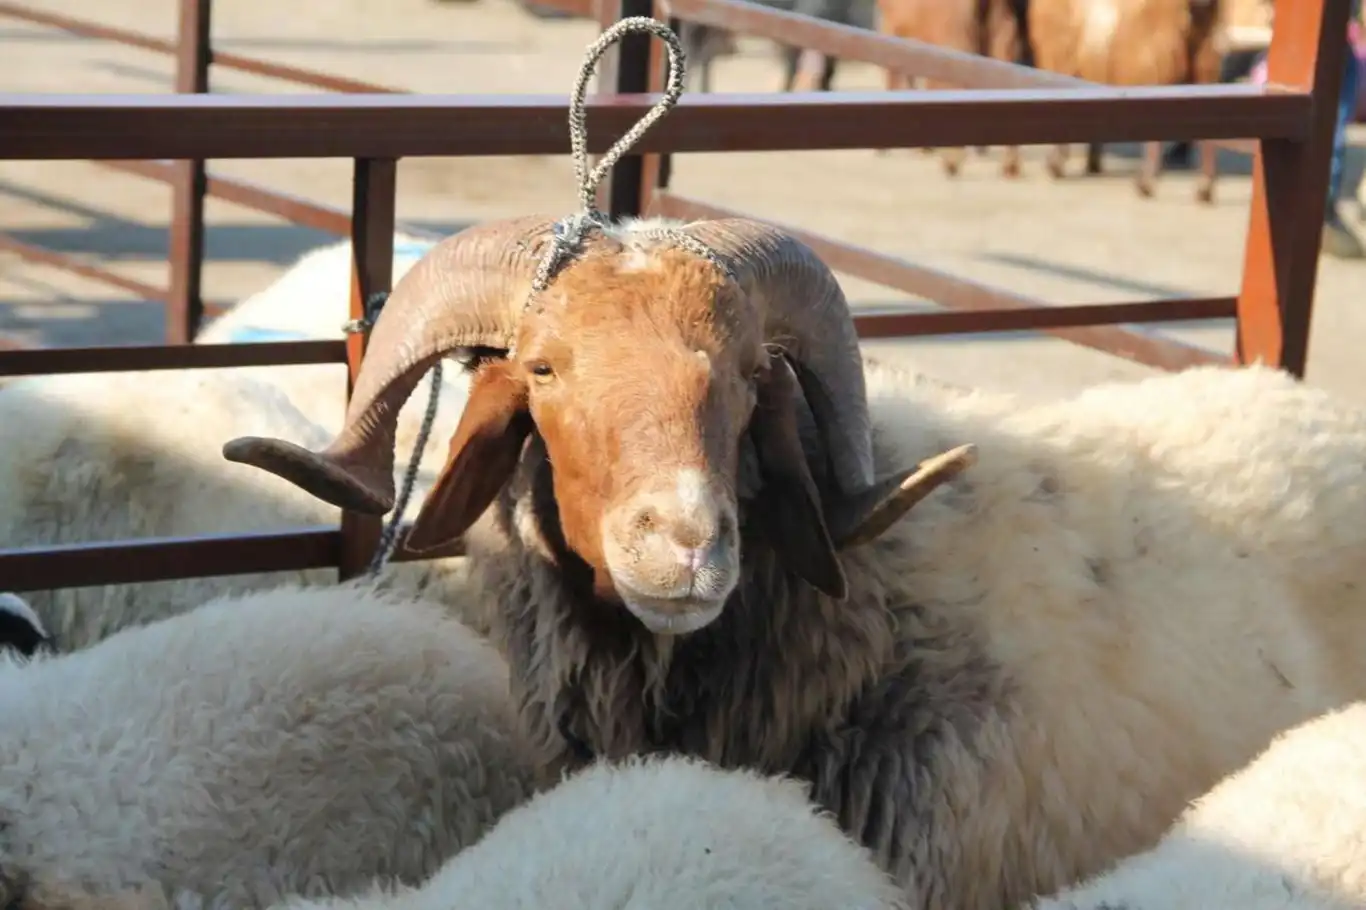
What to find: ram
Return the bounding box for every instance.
[228,212,1366,910]
[1028,700,1366,910]
[0,582,534,909]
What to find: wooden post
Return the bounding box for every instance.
[1234,0,1353,377]
[337,157,397,581]
[166,0,211,344]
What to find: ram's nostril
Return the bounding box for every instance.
[633,507,658,534]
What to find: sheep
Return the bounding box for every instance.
[254,755,906,910]
[875,0,1031,177]
[1027,0,1224,201]
[0,234,485,652]
[0,582,536,909]
[0,366,481,653]
[225,211,1366,909]
[1027,700,1366,910]
[0,582,532,907]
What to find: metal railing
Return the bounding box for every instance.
[0,0,1354,592]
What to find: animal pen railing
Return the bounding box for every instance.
[0,0,1355,593]
[0,0,1309,346]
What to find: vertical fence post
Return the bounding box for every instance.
[166,0,211,344]
[338,158,398,581]
[1234,0,1353,377]
[598,0,657,218]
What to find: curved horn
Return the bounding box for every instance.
[223,215,558,513]
[673,219,874,493]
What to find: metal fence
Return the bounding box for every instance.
[0,0,1354,592]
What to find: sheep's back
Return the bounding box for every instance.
[0,584,535,907]
[855,360,1366,904]
[282,756,906,910]
[1028,702,1366,909]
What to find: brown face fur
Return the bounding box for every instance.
[410,245,787,636]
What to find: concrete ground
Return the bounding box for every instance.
[1,0,1363,402]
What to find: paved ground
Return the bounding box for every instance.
[1,0,1363,401]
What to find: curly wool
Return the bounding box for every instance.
[0,582,535,909]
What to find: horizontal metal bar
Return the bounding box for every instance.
[0,529,341,591]
[0,87,1311,160]
[661,0,1089,89]
[0,233,169,300]
[0,340,346,376]
[0,526,465,591]
[853,298,1236,337]
[654,192,1229,371]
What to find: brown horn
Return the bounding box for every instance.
[673,219,874,494]
[222,216,559,513]
[830,443,978,548]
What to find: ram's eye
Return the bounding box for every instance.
[527,361,555,380]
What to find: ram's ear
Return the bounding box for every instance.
[404,361,532,554]
[747,356,847,599]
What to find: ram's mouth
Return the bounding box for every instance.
[616,587,727,636]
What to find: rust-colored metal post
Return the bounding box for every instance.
[166,0,211,344]
[1234,0,1353,377]
[337,157,397,581]
[596,0,657,218]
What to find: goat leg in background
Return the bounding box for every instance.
[1085,143,1104,174]
[1136,141,1162,197]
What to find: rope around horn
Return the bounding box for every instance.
[360,17,726,576]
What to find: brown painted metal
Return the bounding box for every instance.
[165,0,211,345]
[337,158,397,581]
[654,192,1231,370]
[0,529,342,593]
[0,86,1314,161]
[1235,0,1352,378]
[0,340,345,377]
[0,525,466,593]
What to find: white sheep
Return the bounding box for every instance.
[43,755,907,910]
[1027,700,1366,910]
[0,367,477,651]
[0,582,535,909]
[225,209,1366,909]
[0,232,487,651]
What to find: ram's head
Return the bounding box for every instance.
[225,216,974,635]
